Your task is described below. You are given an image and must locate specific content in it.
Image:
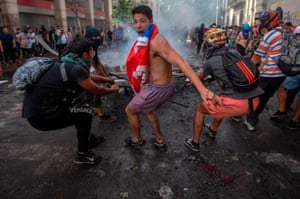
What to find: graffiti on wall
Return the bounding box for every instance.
[271,0,300,25]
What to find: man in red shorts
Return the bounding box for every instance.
[184,28,264,152]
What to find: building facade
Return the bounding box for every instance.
[223,0,300,27]
[223,0,256,26]
[0,0,111,34]
[1,0,299,34]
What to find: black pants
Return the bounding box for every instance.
[27,109,93,153]
[247,76,286,125]
[236,44,246,56]
[3,47,16,63]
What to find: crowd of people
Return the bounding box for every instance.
[2,5,300,165]
[190,12,300,133]
[0,23,132,78]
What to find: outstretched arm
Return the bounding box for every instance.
[90,73,115,84]
[79,76,119,96]
[151,34,217,105]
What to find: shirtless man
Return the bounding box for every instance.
[124,5,213,151]
[235,24,252,56]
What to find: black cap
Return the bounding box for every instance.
[85,26,100,40]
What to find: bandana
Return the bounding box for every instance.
[61,52,89,68]
[126,24,159,93]
[242,30,250,40]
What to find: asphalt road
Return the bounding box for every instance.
[0,46,300,199]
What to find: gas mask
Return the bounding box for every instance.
[258,11,280,36]
[258,24,269,36]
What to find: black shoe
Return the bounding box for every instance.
[203,124,217,138]
[287,120,298,130]
[184,138,200,152]
[124,136,146,146]
[270,110,287,119]
[88,134,104,149]
[152,138,167,152]
[73,151,101,165]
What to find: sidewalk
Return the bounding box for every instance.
[0,46,300,198]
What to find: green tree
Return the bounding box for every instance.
[112,0,134,25]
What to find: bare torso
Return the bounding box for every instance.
[147,34,174,85]
[236,32,251,48]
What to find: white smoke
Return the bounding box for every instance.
[99,1,216,70]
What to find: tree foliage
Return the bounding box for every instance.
[112,0,134,25]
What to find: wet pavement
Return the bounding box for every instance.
[0,45,300,199]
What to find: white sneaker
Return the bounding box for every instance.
[231,116,241,122]
[243,120,255,131]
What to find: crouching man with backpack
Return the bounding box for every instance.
[184,28,264,152]
[22,38,119,165]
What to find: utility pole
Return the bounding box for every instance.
[216,0,219,25]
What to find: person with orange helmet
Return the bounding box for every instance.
[184,27,263,151]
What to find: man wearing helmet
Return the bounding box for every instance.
[184,27,263,152]
[243,10,286,131]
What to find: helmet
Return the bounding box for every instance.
[242,23,250,31]
[204,28,227,45]
[259,10,280,32]
[294,26,300,34]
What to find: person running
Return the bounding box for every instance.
[124,5,214,152]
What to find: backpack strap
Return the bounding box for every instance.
[60,63,68,82]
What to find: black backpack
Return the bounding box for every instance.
[276,30,300,76]
[219,51,260,92]
[210,49,260,113]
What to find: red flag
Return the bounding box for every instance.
[126,24,159,93]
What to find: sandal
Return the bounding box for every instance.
[152,138,167,152]
[88,134,105,149]
[125,136,146,146]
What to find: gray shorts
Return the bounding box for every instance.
[128,82,176,114]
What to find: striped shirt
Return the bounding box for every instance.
[255,28,284,77]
